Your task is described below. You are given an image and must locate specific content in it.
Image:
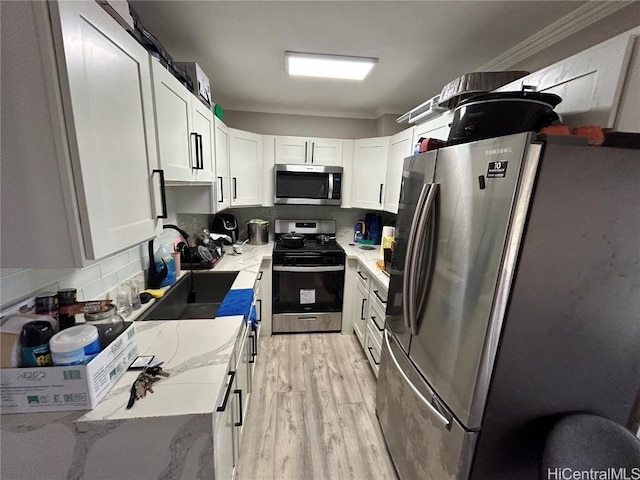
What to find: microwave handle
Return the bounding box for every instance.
[328,173,334,200]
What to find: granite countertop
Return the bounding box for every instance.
[2,239,388,424]
[340,242,390,291]
[61,243,274,423]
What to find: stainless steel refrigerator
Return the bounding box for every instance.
[376,132,640,480]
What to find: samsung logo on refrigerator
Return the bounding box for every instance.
[485,147,513,155]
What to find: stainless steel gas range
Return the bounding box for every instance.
[272,219,345,333]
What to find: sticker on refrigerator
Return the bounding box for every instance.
[487,161,508,178]
[300,289,316,304]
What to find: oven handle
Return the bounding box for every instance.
[272,265,345,272]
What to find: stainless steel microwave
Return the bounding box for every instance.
[274,164,343,205]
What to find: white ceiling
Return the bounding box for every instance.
[129,1,627,119]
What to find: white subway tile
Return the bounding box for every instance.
[117,263,143,283]
[58,264,101,290]
[99,252,129,277]
[0,272,28,307]
[1,268,26,277]
[83,273,118,300]
[23,268,74,293]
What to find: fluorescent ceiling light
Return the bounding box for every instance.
[285,51,378,81]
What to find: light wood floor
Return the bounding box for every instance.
[235,333,398,480]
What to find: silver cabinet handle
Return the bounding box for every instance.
[384,331,450,427]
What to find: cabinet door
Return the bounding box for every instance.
[192,100,215,183]
[150,59,195,182]
[353,282,369,348]
[229,129,263,206]
[214,371,235,480]
[384,128,413,214]
[214,118,231,210]
[308,138,343,165]
[351,137,390,210]
[495,29,637,127]
[55,1,160,259]
[233,325,250,464]
[412,111,454,146]
[274,136,308,164]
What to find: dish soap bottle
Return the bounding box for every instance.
[155,244,176,287]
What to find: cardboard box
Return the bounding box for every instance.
[0,323,138,414]
[175,62,212,105]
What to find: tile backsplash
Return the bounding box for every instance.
[1,206,395,311]
[0,230,180,311]
[177,206,396,245]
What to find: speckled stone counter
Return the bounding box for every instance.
[0,243,273,480]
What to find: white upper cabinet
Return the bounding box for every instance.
[384,128,414,214]
[351,137,390,210]
[150,59,214,183]
[495,28,639,128]
[274,136,343,165]
[215,118,231,211]
[412,111,454,146]
[1,1,161,267]
[229,129,263,206]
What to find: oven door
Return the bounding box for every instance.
[272,265,344,313]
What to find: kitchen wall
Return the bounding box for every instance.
[0,213,183,311]
[177,206,396,245]
[223,110,377,138]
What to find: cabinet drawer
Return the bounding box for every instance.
[365,322,382,377]
[369,278,388,312]
[355,263,370,290]
[353,281,369,347]
[368,301,385,347]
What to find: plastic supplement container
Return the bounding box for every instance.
[50,324,101,366]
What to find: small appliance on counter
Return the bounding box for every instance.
[211,214,239,244]
[247,219,269,245]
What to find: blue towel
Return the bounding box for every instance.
[249,305,258,328]
[216,289,254,319]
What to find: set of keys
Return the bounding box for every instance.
[126,362,169,409]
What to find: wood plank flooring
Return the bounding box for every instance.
[236,333,398,480]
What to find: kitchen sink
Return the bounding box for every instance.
[139,271,239,320]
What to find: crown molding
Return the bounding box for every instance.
[476,1,634,71]
[222,102,382,120]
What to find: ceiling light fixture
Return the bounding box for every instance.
[285,51,378,81]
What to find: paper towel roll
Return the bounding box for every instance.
[380,226,396,259]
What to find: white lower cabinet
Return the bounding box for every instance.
[1,1,162,267]
[353,281,369,348]
[213,320,255,480]
[214,369,235,480]
[349,259,389,375]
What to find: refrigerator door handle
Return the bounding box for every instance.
[412,183,440,335]
[403,183,430,331]
[384,330,451,428]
